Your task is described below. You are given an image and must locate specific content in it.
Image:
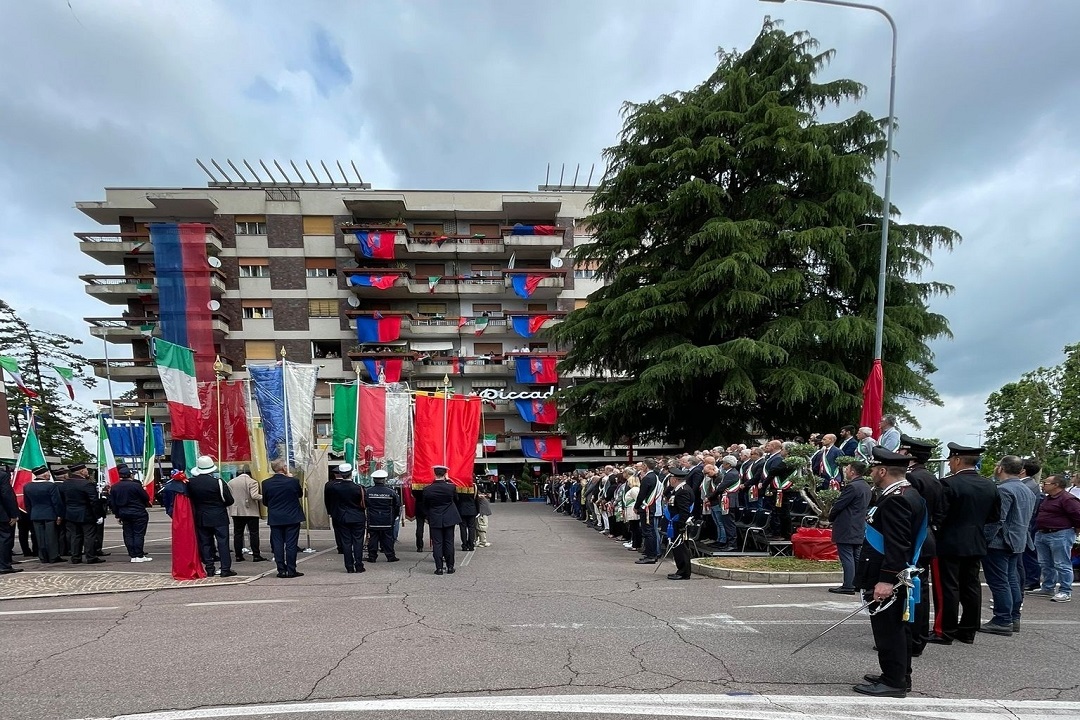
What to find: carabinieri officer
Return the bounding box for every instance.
[853,447,928,699]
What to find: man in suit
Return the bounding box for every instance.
[853,447,928,698]
[324,463,366,573]
[633,459,661,564]
[411,483,429,552]
[980,455,1037,636]
[186,455,237,578]
[456,486,479,552]
[51,464,71,557]
[878,415,902,452]
[365,469,400,563]
[683,454,706,522]
[228,465,267,563]
[261,458,306,578]
[931,442,1000,645]
[665,470,695,580]
[764,442,796,539]
[838,425,859,457]
[0,468,20,574]
[64,463,103,565]
[23,465,66,564]
[898,434,946,656]
[811,434,843,490]
[828,460,872,594]
[108,465,152,563]
[422,465,462,575]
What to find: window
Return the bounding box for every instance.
[315,419,332,437]
[414,263,445,278]
[241,300,273,319]
[314,382,333,398]
[412,223,446,238]
[235,219,267,235]
[472,303,502,315]
[470,263,501,278]
[308,299,338,318]
[527,303,548,312]
[483,419,505,434]
[574,268,597,279]
[416,302,447,315]
[238,257,270,278]
[470,223,500,239]
[528,343,549,352]
[303,216,334,235]
[244,340,277,360]
[305,258,337,278]
[311,340,340,359]
[474,342,502,356]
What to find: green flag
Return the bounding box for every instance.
[332,384,358,454]
[52,366,75,400]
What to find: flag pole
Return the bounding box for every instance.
[352,363,361,474]
[102,327,115,419]
[280,347,291,472]
[441,372,450,467]
[214,356,225,464]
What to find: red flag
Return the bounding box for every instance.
[860,359,884,436]
[528,315,551,335]
[457,316,469,328]
[197,381,253,462]
[412,393,482,489]
[359,385,387,456]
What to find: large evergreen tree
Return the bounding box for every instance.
[550,21,958,449]
[0,299,97,462]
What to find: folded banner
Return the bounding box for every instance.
[515,356,559,384]
[515,399,557,425]
[249,363,286,461]
[284,361,319,469]
[510,274,545,299]
[105,421,165,458]
[331,383,357,454]
[359,385,386,456]
[354,230,396,260]
[197,380,253,462]
[412,393,482,489]
[521,436,564,461]
[348,274,400,290]
[356,315,402,343]
[510,224,559,236]
[363,358,403,383]
[509,315,551,338]
[154,339,202,440]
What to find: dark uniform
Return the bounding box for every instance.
[324,466,367,573]
[666,478,695,580]
[456,490,479,551]
[411,485,428,552]
[854,447,928,698]
[365,472,400,562]
[51,466,71,556]
[422,467,462,574]
[108,470,151,559]
[186,461,236,577]
[933,443,1000,645]
[63,464,103,564]
[898,434,946,655]
[0,471,20,573]
[23,469,65,563]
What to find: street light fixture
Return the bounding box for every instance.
[758,0,898,364]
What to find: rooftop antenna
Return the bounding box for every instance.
[320,160,334,183]
[289,160,306,184]
[571,163,580,189]
[260,160,278,182]
[243,159,264,182]
[558,163,565,186]
[226,159,247,182]
[196,159,219,182]
[336,160,349,184]
[210,159,233,182]
[350,160,364,184]
[586,163,595,186]
[273,160,291,183]
[545,163,550,187]
[305,160,320,183]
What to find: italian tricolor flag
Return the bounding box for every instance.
[155,339,201,440]
[98,416,120,486]
[0,356,38,398]
[12,422,45,511]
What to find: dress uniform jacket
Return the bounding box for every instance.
[186,475,235,528]
[108,480,150,519]
[422,480,462,528]
[324,481,366,525]
[856,481,927,588]
[938,469,1000,557]
[24,481,64,522]
[905,464,945,558]
[62,477,97,523]
[365,484,400,528]
[260,474,305,527]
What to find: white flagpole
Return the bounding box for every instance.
[280,347,291,471]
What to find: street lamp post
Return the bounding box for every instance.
[760,0,898,363]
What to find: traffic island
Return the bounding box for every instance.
[691,556,843,584]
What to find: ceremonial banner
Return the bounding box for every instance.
[359,385,387,456]
[412,393,482,488]
[509,224,559,236]
[11,422,44,510]
[97,415,120,488]
[355,316,402,343]
[284,361,319,468]
[354,230,396,260]
[514,399,557,425]
[509,315,551,338]
[197,380,252,462]
[142,406,157,505]
[347,274,399,290]
[860,358,884,437]
[384,389,410,479]
[154,339,202,440]
[331,384,357,454]
[515,356,559,384]
[363,358,403,383]
[249,363,286,461]
[521,436,563,461]
[105,421,165,457]
[510,274,545,299]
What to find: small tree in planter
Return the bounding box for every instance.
[781,443,846,524]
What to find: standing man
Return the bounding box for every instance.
[186,456,237,578]
[1018,459,1043,591]
[838,425,859,458]
[1030,475,1080,602]
[108,465,152,563]
[828,460,872,595]
[64,463,103,565]
[633,459,661,564]
[683,454,705,522]
[228,466,267,563]
[878,415,901,452]
[324,464,367,573]
[411,482,428,553]
[665,469,694,581]
[898,435,945,657]
[261,458,306,579]
[0,467,20,574]
[853,447,928,699]
[51,464,71,557]
[979,455,1037,635]
[365,469,400,563]
[811,434,843,490]
[456,487,479,552]
[23,465,65,564]
[855,428,877,464]
[422,465,462,575]
[932,442,1000,645]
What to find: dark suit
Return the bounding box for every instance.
[261,473,305,575]
[62,476,98,562]
[24,481,65,563]
[411,487,428,551]
[187,473,235,574]
[364,484,400,561]
[108,479,151,559]
[325,480,366,571]
[668,482,695,578]
[829,478,872,589]
[634,470,661,559]
[456,491,479,551]
[684,464,705,521]
[422,478,462,572]
[764,457,796,539]
[906,463,945,652]
[936,468,1000,643]
[0,476,22,571]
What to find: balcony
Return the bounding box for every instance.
[343,269,412,298]
[407,276,505,296]
[86,314,231,343]
[77,227,223,264]
[502,270,567,297]
[412,357,511,377]
[342,225,507,259]
[88,358,159,381]
[345,352,415,381]
[501,225,566,250]
[81,275,156,305]
[92,399,171,421]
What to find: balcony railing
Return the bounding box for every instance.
[87,358,159,380]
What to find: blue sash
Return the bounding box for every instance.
[865,502,928,623]
[663,502,695,539]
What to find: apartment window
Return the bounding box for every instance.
[527,303,548,312]
[474,342,502,356]
[574,268,597,279]
[245,340,277,360]
[235,221,267,235]
[305,258,337,278]
[472,303,502,315]
[302,216,334,235]
[414,263,445,278]
[528,343,549,352]
[238,257,270,278]
[241,300,273,319]
[412,223,446,238]
[308,299,338,318]
[315,420,332,437]
[312,340,340,359]
[470,263,501,279]
[483,419,505,434]
[416,302,447,316]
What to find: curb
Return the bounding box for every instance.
[690,558,843,584]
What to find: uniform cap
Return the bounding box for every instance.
[68,462,87,473]
[31,465,49,476]
[869,446,910,468]
[946,442,983,458]
[371,469,388,479]
[433,464,449,474]
[899,434,936,452]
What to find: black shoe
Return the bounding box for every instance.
[863,674,911,691]
[356,565,366,573]
[829,586,857,595]
[95,552,111,557]
[955,635,975,644]
[70,558,83,564]
[235,556,246,562]
[366,557,377,564]
[977,622,1013,636]
[447,567,455,574]
[667,573,690,580]
[635,558,657,564]
[277,572,288,578]
[927,635,953,645]
[85,557,105,565]
[346,567,356,573]
[434,569,444,575]
[252,556,269,562]
[0,568,23,574]
[387,557,400,563]
[1013,621,1020,633]
[417,546,424,553]
[220,569,238,578]
[853,682,907,698]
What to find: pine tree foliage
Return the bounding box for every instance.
[551,21,958,449]
[0,299,97,462]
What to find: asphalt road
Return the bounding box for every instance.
[1,502,1078,720]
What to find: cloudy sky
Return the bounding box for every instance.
[1,0,1078,447]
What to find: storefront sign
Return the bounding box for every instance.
[475,387,555,401]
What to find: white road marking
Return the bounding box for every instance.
[735,601,864,613]
[347,595,404,601]
[0,606,120,616]
[720,582,839,589]
[460,550,474,567]
[184,599,297,608]
[66,693,1080,719]
[672,613,760,633]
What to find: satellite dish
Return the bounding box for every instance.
[550,255,564,269]
[347,296,361,308]
[207,256,222,268]
[207,300,221,311]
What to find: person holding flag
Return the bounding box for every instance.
[160,470,206,581]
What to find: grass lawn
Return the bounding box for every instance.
[697,557,842,572]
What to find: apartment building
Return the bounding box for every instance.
[76,179,675,468]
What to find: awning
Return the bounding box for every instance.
[410,340,455,352]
